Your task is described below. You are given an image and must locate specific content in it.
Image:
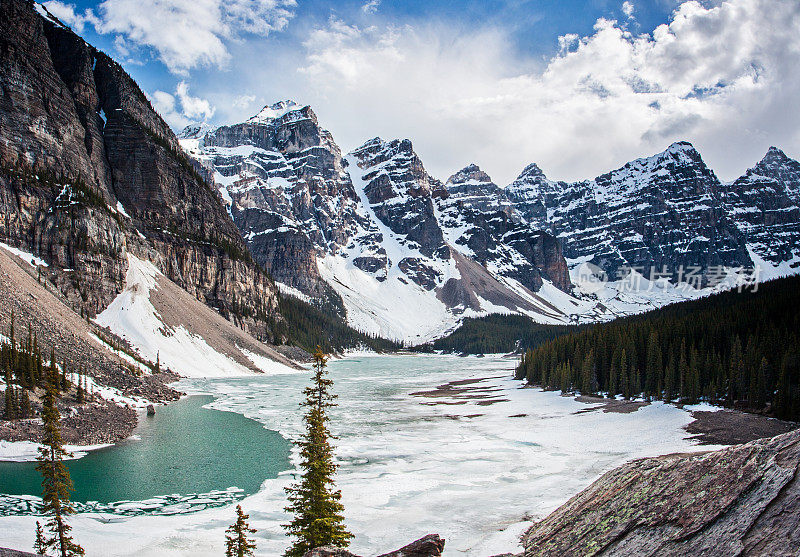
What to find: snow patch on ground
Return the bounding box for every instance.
[0,440,111,463]
[0,242,48,268]
[238,346,304,376]
[275,282,311,303]
[94,255,255,378]
[317,254,456,343]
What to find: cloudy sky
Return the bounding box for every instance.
[42,0,800,184]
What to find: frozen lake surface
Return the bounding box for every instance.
[0,354,720,556]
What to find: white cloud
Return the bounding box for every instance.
[288,0,800,184]
[232,94,257,109]
[42,0,99,32]
[622,1,635,19]
[362,0,381,15]
[84,0,296,74]
[150,82,215,128]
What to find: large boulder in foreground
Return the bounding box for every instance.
[304,534,445,557]
[522,429,800,556]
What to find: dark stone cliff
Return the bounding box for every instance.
[0,0,279,336]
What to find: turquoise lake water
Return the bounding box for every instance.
[0,394,291,507]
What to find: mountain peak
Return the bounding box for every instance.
[665,140,699,156]
[247,100,305,123]
[763,145,789,161]
[446,164,493,186]
[518,162,547,180]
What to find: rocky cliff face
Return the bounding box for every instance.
[0,0,279,335]
[181,100,360,301]
[509,142,752,282]
[440,164,570,293]
[722,146,800,266]
[522,428,800,556]
[183,114,574,341]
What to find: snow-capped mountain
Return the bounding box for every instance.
[181,106,580,341]
[182,102,800,342]
[722,147,800,267]
[509,142,752,282]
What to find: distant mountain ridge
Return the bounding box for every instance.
[180,99,800,342]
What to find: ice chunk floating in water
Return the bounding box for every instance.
[0,355,721,556]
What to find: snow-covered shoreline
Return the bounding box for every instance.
[0,439,112,463]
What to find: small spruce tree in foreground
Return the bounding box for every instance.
[225,504,257,557]
[283,347,352,557]
[34,521,47,555]
[35,366,84,557]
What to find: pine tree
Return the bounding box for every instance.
[283,348,353,557]
[35,370,84,557]
[20,388,32,419]
[645,331,662,400]
[3,385,16,420]
[225,504,257,557]
[34,520,47,555]
[620,349,630,399]
[579,350,597,395]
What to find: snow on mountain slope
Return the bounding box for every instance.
[181,100,800,342]
[508,142,752,281]
[95,255,298,376]
[182,111,580,342]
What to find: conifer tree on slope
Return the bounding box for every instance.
[225,504,257,557]
[35,364,84,557]
[283,347,353,557]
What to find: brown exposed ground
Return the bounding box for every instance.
[0,399,136,446]
[573,395,651,414]
[410,376,511,406]
[149,272,301,373]
[686,409,799,445]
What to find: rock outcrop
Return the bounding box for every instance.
[303,534,445,557]
[522,428,800,556]
[0,548,41,557]
[0,0,280,337]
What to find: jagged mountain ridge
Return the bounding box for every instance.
[182,100,800,342]
[508,141,753,280]
[182,108,577,342]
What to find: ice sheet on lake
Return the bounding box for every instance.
[0,355,722,556]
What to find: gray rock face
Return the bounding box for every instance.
[351,137,448,260]
[445,163,515,217]
[522,428,800,556]
[722,146,800,266]
[182,101,361,299]
[0,0,278,335]
[508,142,753,282]
[440,164,570,292]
